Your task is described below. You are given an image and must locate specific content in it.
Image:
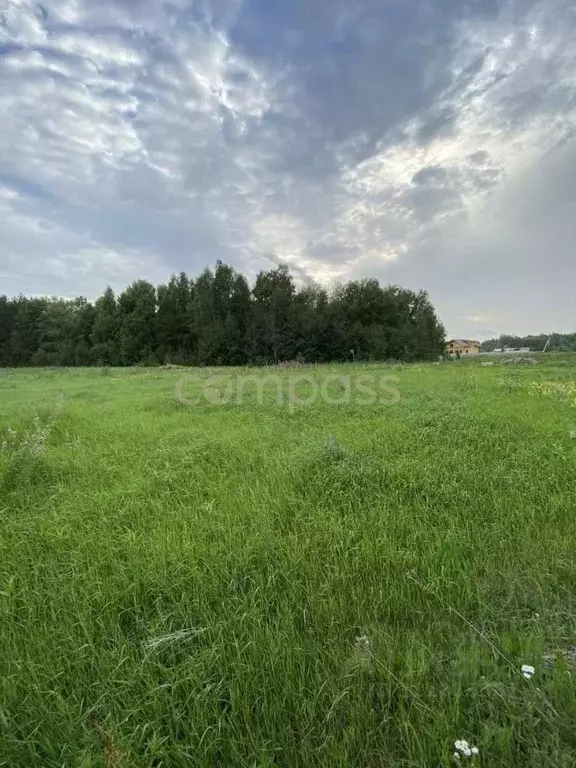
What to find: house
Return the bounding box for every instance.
[446,339,480,356]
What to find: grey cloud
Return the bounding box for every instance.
[416,107,456,144]
[467,150,490,164]
[412,166,449,185]
[373,138,576,338]
[0,0,575,339]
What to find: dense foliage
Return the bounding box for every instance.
[0,263,446,366]
[481,333,576,352]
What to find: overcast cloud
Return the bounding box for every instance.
[1,0,575,338]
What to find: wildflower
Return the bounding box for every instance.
[354,634,371,653]
[454,740,479,758]
[521,664,535,680]
[348,633,373,671]
[570,430,576,439]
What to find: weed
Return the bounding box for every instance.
[530,380,576,405]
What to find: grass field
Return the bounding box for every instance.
[1,356,575,767]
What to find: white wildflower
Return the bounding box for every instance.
[521,664,535,680]
[354,634,371,653]
[455,740,472,757]
[570,430,576,439]
[454,740,479,758]
[348,633,373,671]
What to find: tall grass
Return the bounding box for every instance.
[0,357,575,766]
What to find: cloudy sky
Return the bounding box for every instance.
[1,0,575,339]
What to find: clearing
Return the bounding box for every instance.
[1,357,575,767]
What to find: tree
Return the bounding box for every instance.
[251,265,295,363]
[92,287,120,365]
[118,281,157,365]
[292,283,330,362]
[156,273,193,363]
[480,333,576,353]
[193,267,217,364]
[406,290,446,361]
[10,297,47,366]
[0,296,17,366]
[0,261,451,367]
[71,298,96,365]
[227,273,252,365]
[34,299,75,366]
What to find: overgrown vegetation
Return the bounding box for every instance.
[0,263,445,367]
[0,355,575,767]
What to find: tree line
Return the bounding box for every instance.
[0,262,446,367]
[480,333,576,353]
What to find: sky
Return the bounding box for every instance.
[1,0,575,340]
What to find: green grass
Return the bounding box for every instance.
[1,356,575,767]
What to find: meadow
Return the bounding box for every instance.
[0,356,575,767]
